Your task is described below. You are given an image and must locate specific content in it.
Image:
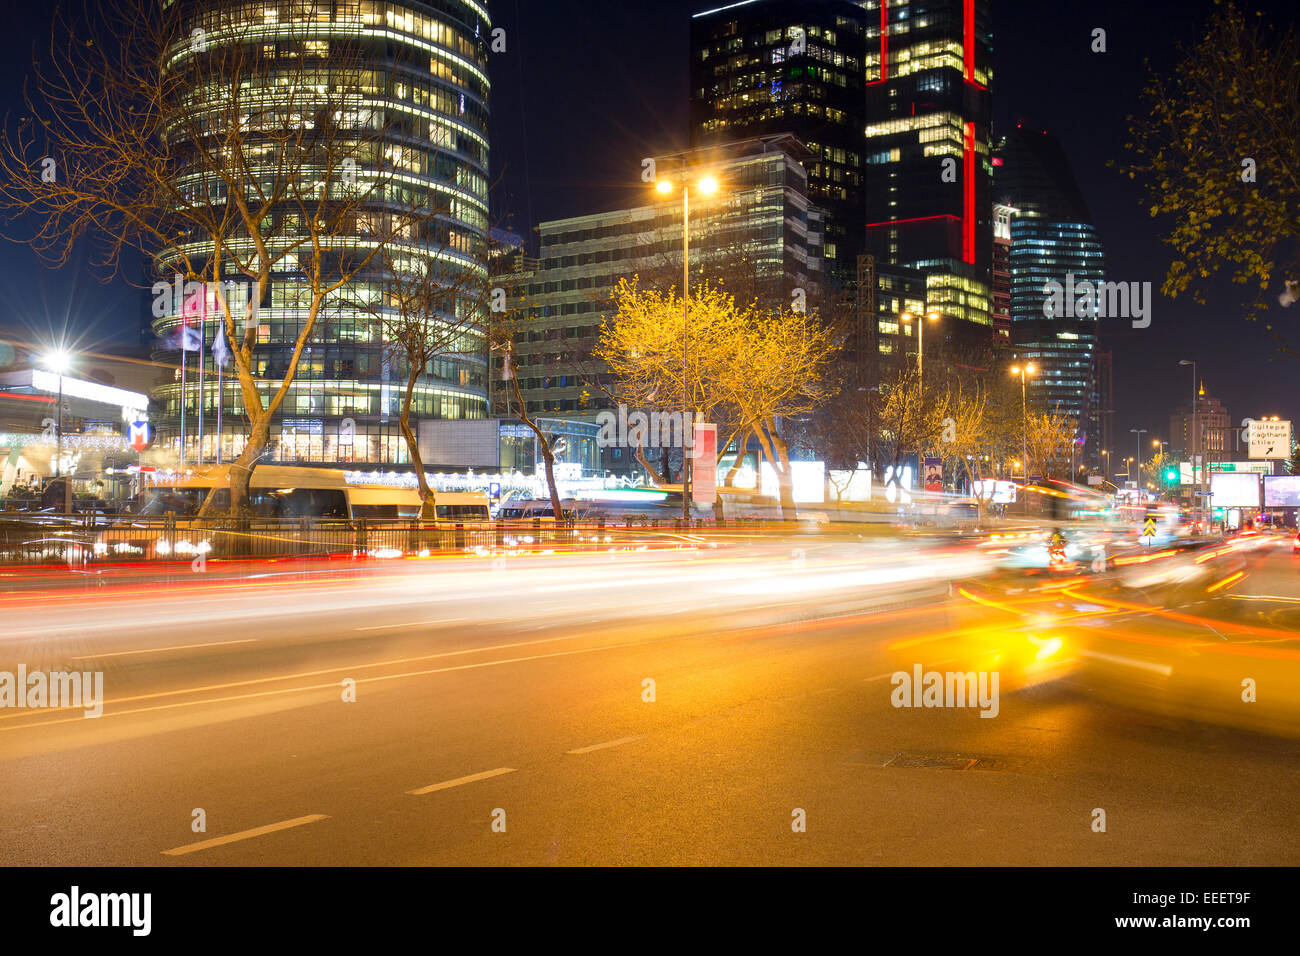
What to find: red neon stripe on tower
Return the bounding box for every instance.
[964,0,974,83]
[963,121,975,264]
[867,1,888,85]
[881,1,888,81]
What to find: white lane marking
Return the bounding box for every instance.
[161,814,328,856]
[70,639,256,660]
[0,632,622,723]
[407,767,516,795]
[1078,649,1173,676]
[566,735,645,754]
[0,637,678,731]
[357,619,467,631]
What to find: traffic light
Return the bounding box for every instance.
[1164,468,1177,482]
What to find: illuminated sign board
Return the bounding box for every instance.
[1246,419,1292,460]
[1210,461,1272,475]
[1210,472,1261,508]
[127,421,152,453]
[1264,475,1300,508]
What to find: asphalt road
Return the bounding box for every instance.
[1,531,1297,865]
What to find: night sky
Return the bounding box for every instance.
[1,0,1295,454]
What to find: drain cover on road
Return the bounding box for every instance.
[885,752,980,770]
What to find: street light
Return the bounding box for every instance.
[1130,428,1147,494]
[898,309,941,390]
[1101,448,1110,483]
[1009,362,1035,487]
[655,169,720,521]
[1179,359,1198,525]
[41,350,72,514]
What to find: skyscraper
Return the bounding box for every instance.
[690,0,867,281]
[991,203,1016,341]
[153,0,491,467]
[860,0,994,334]
[995,125,1106,466]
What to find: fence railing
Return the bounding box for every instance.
[0,512,780,566]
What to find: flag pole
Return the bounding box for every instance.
[179,317,187,471]
[216,340,223,464]
[198,283,206,466]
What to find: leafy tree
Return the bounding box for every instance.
[1119,1,1300,320]
[597,279,839,518]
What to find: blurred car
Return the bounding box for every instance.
[1292,531,1300,554]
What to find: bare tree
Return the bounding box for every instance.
[358,238,489,515]
[493,335,566,520]
[0,1,446,513]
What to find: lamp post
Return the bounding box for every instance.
[898,309,941,392]
[1179,359,1198,527]
[1009,362,1035,483]
[1101,448,1110,484]
[42,350,71,515]
[1130,428,1147,497]
[656,170,719,522]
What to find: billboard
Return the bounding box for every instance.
[1210,472,1261,508]
[1246,419,1292,460]
[1264,475,1300,508]
[691,423,717,506]
[1210,461,1272,475]
[923,457,943,493]
[973,479,1017,504]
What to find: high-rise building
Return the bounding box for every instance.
[847,254,927,389]
[860,0,994,333]
[991,203,1016,341]
[995,126,1106,465]
[1170,382,1231,459]
[499,135,824,474]
[153,0,491,467]
[690,0,867,281]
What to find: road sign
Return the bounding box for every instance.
[1246,419,1292,459]
[1143,515,1157,537]
[127,420,152,453]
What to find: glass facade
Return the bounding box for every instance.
[500,137,823,424]
[860,0,994,330]
[996,126,1107,466]
[152,0,491,467]
[691,0,867,279]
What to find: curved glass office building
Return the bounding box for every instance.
[152,0,490,467]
